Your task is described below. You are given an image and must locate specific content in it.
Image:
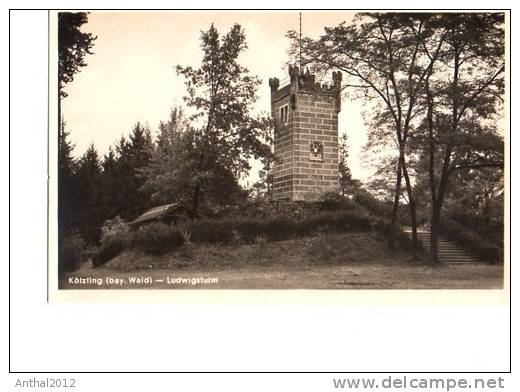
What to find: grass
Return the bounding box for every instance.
[102,232,406,270]
[60,232,503,290]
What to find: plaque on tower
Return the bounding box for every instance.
[309,141,324,161]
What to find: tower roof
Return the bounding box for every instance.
[270,65,342,96]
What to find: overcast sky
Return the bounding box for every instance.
[60,11,372,183]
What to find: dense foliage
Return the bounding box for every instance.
[58,12,96,98]
[92,199,390,266]
[291,12,505,262]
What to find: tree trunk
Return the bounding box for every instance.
[429,206,440,263]
[427,42,458,263]
[425,77,439,264]
[191,182,200,214]
[191,150,206,214]
[389,159,403,249]
[401,155,418,258]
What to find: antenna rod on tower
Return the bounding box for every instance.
[299,12,302,71]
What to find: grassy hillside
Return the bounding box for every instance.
[61,231,503,289]
[103,232,410,271]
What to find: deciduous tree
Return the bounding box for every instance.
[289,13,440,255]
[420,13,505,262]
[175,24,273,212]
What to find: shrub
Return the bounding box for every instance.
[317,192,347,211]
[448,211,503,247]
[101,216,129,236]
[91,205,387,260]
[93,231,127,267]
[441,219,502,263]
[177,244,194,259]
[230,229,242,246]
[249,234,269,261]
[260,216,297,241]
[59,234,86,272]
[129,222,184,255]
[190,220,236,244]
[186,210,375,246]
[255,234,268,245]
[179,225,192,244]
[306,232,336,261]
[235,220,263,243]
[300,210,373,234]
[352,188,392,218]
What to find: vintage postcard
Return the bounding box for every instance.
[48,10,509,302]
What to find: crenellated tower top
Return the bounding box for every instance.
[269,65,342,201]
[269,65,342,112]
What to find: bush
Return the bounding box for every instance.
[188,210,375,245]
[116,211,375,252]
[129,222,184,255]
[304,210,373,233]
[352,188,392,218]
[259,216,296,241]
[250,234,269,262]
[441,219,502,263]
[101,216,129,236]
[317,192,348,211]
[448,211,503,247]
[190,220,236,244]
[93,231,128,267]
[306,232,337,261]
[59,234,86,272]
[90,206,388,260]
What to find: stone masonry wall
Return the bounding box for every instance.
[271,88,339,201]
[291,92,339,201]
[272,93,294,200]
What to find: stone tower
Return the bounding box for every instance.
[269,65,342,201]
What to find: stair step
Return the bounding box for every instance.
[437,252,473,258]
[422,243,459,246]
[423,247,467,251]
[406,230,484,263]
[443,261,481,264]
[424,247,465,251]
[436,249,470,253]
[440,255,477,257]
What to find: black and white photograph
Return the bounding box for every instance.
[8,4,515,381]
[52,11,508,292]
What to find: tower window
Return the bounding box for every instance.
[279,105,289,125]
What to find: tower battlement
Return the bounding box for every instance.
[270,65,342,201]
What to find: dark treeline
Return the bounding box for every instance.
[59,120,154,244]
[59,106,366,247]
[58,20,275,250]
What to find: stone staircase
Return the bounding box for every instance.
[412,230,481,264]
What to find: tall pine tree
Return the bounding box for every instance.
[75,144,103,243]
[111,122,154,219]
[58,118,79,238]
